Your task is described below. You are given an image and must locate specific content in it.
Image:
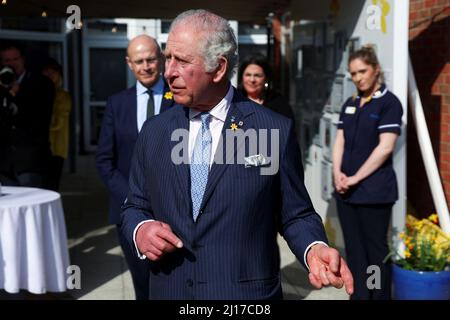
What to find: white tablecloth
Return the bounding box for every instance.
[0,186,70,294]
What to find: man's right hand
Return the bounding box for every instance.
[136,221,183,261]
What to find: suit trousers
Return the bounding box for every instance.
[116,227,150,300]
[336,198,393,300]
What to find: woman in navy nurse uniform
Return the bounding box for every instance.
[332,45,403,300]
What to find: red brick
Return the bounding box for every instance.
[432,10,449,23]
[443,182,450,191]
[442,152,450,162]
[443,104,450,116]
[440,150,450,159]
[412,0,424,10]
[409,29,419,39]
[433,75,444,85]
[442,108,450,118]
[441,103,450,114]
[440,161,450,172]
[416,8,431,19]
[442,172,450,182]
[441,156,450,165]
[442,113,450,122]
[444,96,450,104]
[430,7,440,17]
[443,64,450,74]
[410,11,419,21]
[425,0,437,7]
[440,84,450,94]
[440,143,450,154]
[432,83,441,94]
[443,6,450,15]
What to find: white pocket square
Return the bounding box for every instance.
[244,154,270,168]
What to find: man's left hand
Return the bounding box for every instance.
[306,244,354,295]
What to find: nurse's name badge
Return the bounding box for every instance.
[345,106,356,114]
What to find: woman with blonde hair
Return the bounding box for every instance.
[332,45,403,299]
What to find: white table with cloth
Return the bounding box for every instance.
[0,186,70,294]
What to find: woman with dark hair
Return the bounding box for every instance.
[238,54,294,120]
[332,45,403,300]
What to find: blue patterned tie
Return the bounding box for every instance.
[190,112,212,221]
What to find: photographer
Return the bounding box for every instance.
[0,43,54,188]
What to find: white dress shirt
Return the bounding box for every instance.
[136,76,165,132]
[187,85,233,167]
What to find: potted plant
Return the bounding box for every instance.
[387,214,450,300]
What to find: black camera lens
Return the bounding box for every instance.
[0,66,16,87]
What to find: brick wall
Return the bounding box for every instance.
[408,0,450,217]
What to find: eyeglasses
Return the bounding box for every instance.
[130,57,159,66]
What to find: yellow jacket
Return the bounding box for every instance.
[50,88,72,159]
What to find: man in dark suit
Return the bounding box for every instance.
[121,10,354,299]
[96,35,174,300]
[0,44,54,188]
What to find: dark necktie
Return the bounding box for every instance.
[146,89,154,119]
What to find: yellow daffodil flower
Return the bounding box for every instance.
[164,91,173,100]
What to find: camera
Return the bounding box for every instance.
[0,66,16,88]
[0,66,18,121]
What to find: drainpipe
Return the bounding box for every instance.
[408,56,450,235]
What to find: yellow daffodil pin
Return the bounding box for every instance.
[164,91,173,100]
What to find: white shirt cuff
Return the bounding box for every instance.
[303,241,329,271]
[133,219,154,260]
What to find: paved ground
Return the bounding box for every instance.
[1,154,348,300]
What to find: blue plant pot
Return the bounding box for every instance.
[392,264,450,300]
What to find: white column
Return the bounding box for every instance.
[391,0,409,249]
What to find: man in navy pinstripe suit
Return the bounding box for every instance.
[121,10,354,300]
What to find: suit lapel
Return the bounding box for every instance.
[199,92,255,213]
[160,82,174,113]
[169,106,191,212]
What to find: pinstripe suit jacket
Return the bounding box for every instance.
[121,88,328,299]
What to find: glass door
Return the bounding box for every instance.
[82,36,129,152]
